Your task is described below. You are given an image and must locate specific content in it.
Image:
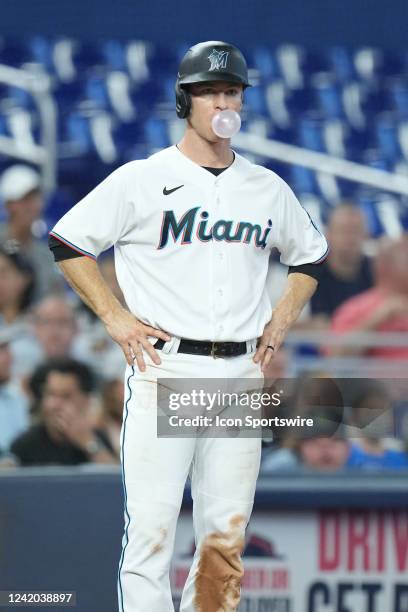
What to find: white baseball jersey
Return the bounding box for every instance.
[50,145,328,341]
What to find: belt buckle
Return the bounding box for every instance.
[211,341,219,359]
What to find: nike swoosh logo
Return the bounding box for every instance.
[163,185,184,196]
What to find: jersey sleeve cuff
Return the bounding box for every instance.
[48,231,97,260]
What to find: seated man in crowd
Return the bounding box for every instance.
[4,358,117,467]
[289,203,372,335]
[0,165,62,300]
[11,295,79,378]
[310,203,373,322]
[13,290,124,380]
[330,234,408,359]
[265,203,371,325]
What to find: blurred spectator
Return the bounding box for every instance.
[96,376,124,460]
[0,245,36,326]
[0,327,29,456]
[261,373,408,472]
[310,204,373,324]
[32,295,78,357]
[0,165,62,300]
[343,381,408,469]
[262,430,408,473]
[330,234,408,358]
[11,290,125,380]
[10,295,79,378]
[7,358,117,467]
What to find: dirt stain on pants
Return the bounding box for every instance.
[194,514,246,611]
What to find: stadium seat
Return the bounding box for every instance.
[27,36,55,74]
[297,115,326,152]
[84,71,111,111]
[374,113,402,162]
[244,85,269,117]
[327,46,356,83]
[101,40,127,72]
[251,46,281,82]
[143,116,171,149]
[290,164,319,194]
[312,73,344,120]
[388,78,408,119]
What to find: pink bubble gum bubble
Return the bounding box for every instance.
[211,110,241,138]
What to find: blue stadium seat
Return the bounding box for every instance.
[65,110,93,154]
[388,78,408,119]
[143,116,170,149]
[251,46,281,82]
[84,71,111,111]
[290,165,319,194]
[244,85,269,117]
[327,47,356,83]
[357,193,384,237]
[374,113,402,162]
[312,74,343,120]
[160,76,176,106]
[5,86,34,110]
[359,191,407,237]
[297,115,326,152]
[0,113,8,136]
[27,36,55,73]
[101,40,127,72]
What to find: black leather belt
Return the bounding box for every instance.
[155,338,248,358]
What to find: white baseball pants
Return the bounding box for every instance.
[117,346,262,612]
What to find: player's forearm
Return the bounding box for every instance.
[57,257,124,324]
[272,273,318,332]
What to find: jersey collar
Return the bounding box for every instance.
[169,144,250,190]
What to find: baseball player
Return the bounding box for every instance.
[49,41,328,612]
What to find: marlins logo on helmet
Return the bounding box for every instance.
[208,49,229,71]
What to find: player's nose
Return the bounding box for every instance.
[214,92,228,110]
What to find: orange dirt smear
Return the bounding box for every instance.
[194,514,247,611]
[151,526,168,555]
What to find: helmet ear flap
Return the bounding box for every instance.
[175,81,191,119]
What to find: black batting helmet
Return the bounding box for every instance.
[175,41,251,119]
